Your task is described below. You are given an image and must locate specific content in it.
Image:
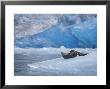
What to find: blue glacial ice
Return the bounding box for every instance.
[14,14,97,48]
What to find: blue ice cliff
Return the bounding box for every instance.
[14,14,97,48]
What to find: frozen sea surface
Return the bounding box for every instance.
[14,48,97,76]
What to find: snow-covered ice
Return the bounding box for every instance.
[14,47,97,76]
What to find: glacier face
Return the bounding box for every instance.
[14,14,97,48]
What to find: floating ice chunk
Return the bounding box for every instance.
[27,48,97,75]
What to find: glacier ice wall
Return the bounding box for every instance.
[14,14,97,48]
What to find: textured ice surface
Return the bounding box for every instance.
[14,14,97,48]
[14,48,97,76]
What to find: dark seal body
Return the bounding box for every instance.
[61,50,88,59]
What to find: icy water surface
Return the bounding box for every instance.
[14,48,97,76]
